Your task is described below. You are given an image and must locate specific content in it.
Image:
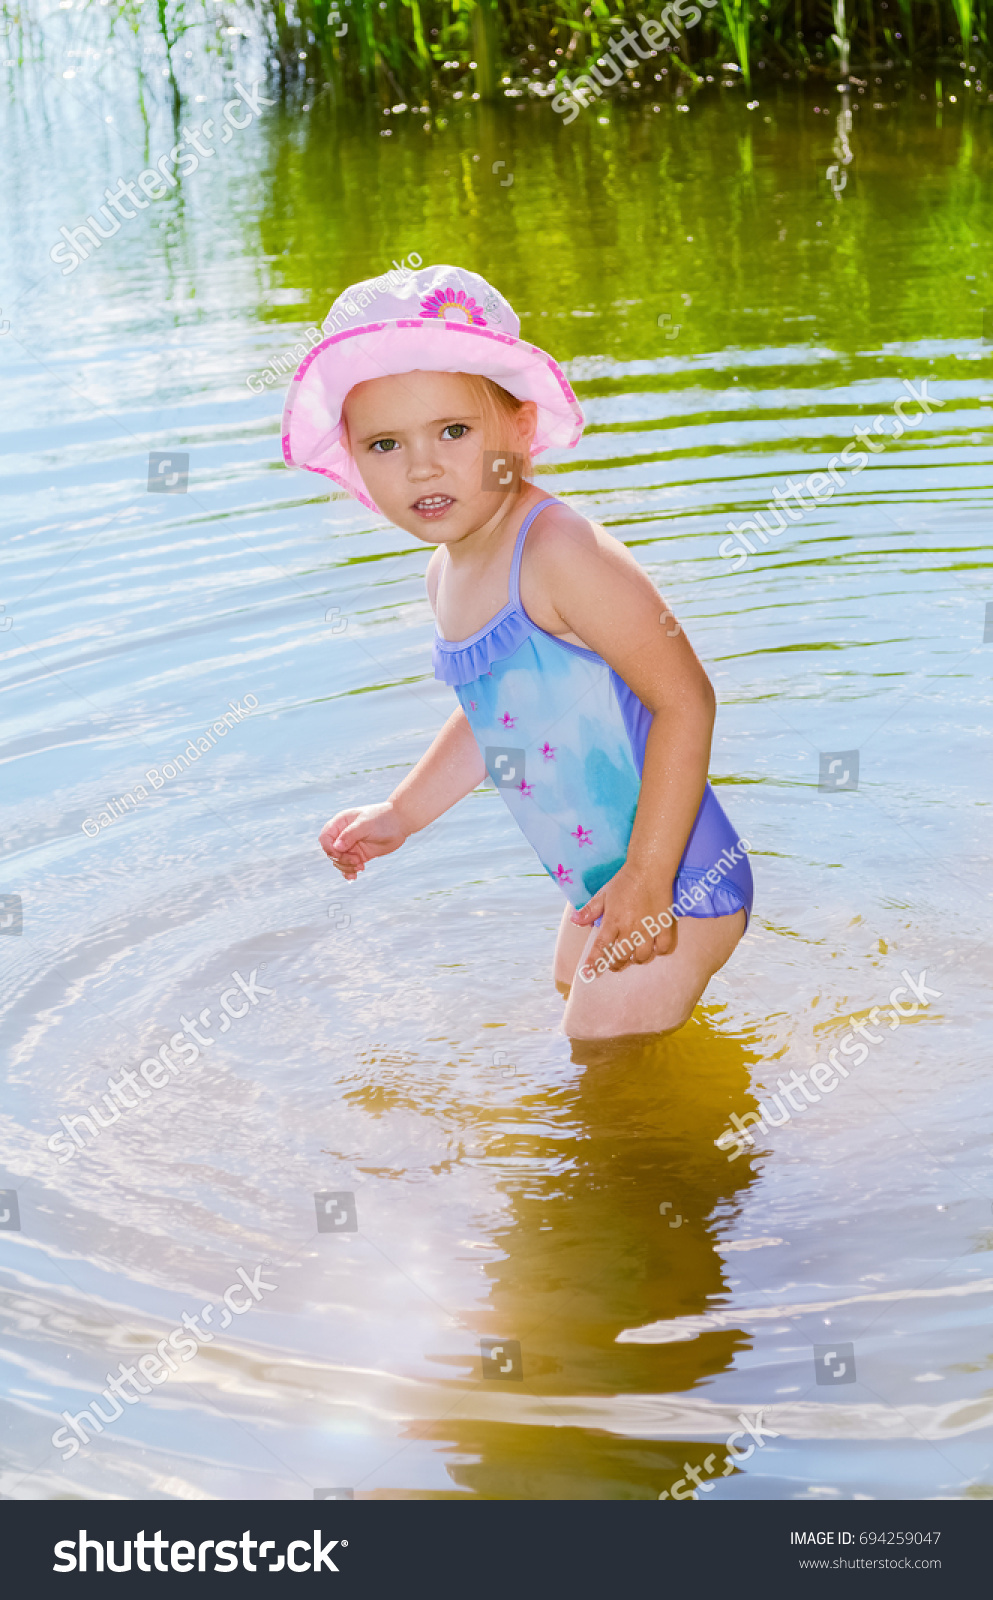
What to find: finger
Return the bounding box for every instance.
[585,928,612,972]
[592,929,628,973]
[585,944,609,976]
[653,919,678,958]
[329,819,368,857]
[327,831,372,867]
[570,891,605,927]
[330,851,364,876]
[330,840,367,867]
[631,935,656,965]
[319,811,358,853]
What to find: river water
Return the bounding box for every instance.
[2,66,992,1500]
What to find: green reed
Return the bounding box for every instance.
[27,0,990,105]
[267,0,988,97]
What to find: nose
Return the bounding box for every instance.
[405,441,442,483]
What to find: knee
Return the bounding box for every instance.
[658,998,697,1036]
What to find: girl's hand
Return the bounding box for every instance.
[318,801,409,882]
[569,867,677,975]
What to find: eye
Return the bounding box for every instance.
[370,437,399,453]
[442,423,470,440]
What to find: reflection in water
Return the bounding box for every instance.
[2,80,992,1500]
[827,90,854,200]
[432,1022,763,1499]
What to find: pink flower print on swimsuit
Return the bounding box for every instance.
[419,287,488,326]
[450,627,642,910]
[435,498,754,921]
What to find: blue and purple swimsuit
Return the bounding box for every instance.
[432,498,753,922]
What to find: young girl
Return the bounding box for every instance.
[283,264,752,1039]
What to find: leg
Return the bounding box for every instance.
[561,909,747,1040]
[553,902,589,995]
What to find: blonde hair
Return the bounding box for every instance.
[458,373,534,480]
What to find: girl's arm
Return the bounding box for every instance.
[524,505,716,970]
[319,706,486,880]
[391,704,488,833]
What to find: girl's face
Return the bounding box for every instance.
[343,370,536,543]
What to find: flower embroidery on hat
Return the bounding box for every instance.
[419,287,488,326]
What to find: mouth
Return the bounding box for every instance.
[411,494,455,520]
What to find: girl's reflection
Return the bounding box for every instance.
[436,1018,764,1498]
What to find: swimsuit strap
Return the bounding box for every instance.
[508,497,559,610]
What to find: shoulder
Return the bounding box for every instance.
[526,500,597,567]
[518,499,656,639]
[520,497,668,646]
[525,500,637,580]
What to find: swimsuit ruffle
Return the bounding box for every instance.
[671,868,749,923]
[432,607,534,687]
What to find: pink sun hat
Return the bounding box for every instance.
[280,263,585,512]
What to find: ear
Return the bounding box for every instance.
[516,399,538,454]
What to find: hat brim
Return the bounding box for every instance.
[280,319,585,512]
